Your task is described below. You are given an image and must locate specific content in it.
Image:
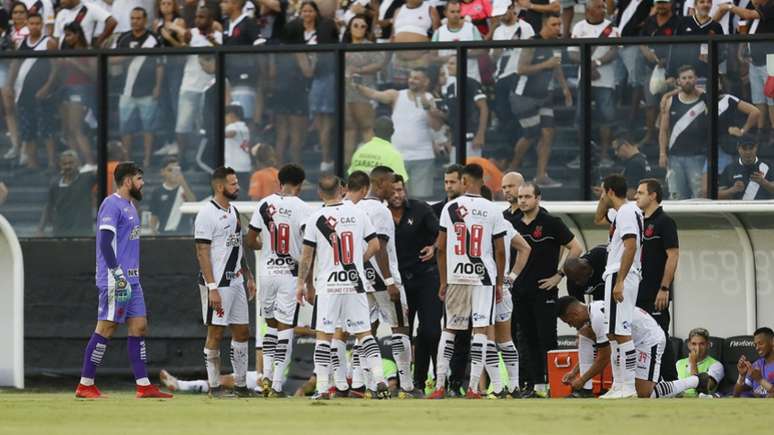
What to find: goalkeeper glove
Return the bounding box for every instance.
[110,267,132,303]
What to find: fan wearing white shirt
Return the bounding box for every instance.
[224,104,252,189]
[53,0,117,47]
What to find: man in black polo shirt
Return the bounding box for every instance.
[563,244,607,301]
[613,134,651,200]
[719,136,774,199]
[431,164,465,218]
[508,182,582,396]
[635,178,679,381]
[388,174,441,392]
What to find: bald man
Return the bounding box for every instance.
[563,245,608,301]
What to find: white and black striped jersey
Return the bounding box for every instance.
[604,202,643,278]
[249,194,314,277]
[588,301,664,348]
[439,194,509,286]
[194,200,243,287]
[303,202,376,295]
[112,30,163,98]
[356,197,401,291]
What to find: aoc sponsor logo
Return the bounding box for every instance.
[328,270,360,283]
[453,262,486,275]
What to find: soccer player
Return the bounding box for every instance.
[194,167,256,398]
[296,174,389,400]
[556,296,714,398]
[357,166,422,398]
[75,162,172,399]
[160,369,261,394]
[734,327,774,398]
[593,173,644,399]
[431,163,508,399]
[246,163,313,398]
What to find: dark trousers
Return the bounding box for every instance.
[515,287,558,386]
[403,265,443,389]
[650,308,678,381]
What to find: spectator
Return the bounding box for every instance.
[491,1,534,162]
[107,140,128,194]
[111,0,157,34]
[223,0,263,137]
[438,55,488,157]
[719,135,774,199]
[615,0,654,127]
[353,67,444,199]
[734,326,774,398]
[153,0,187,153]
[685,0,734,34]
[155,0,187,47]
[344,14,387,164]
[638,0,680,146]
[174,6,221,168]
[729,0,774,145]
[375,0,406,43]
[671,0,724,80]
[9,2,30,48]
[256,0,287,43]
[459,0,492,37]
[0,4,23,163]
[37,150,97,237]
[391,0,440,85]
[507,13,571,188]
[676,327,724,397]
[7,12,56,171]
[112,7,163,170]
[717,92,760,171]
[347,116,409,181]
[659,64,708,199]
[58,22,97,170]
[248,143,280,200]
[517,0,561,34]
[224,103,252,188]
[432,0,484,82]
[182,0,222,29]
[568,0,618,169]
[53,0,117,48]
[20,0,55,35]
[149,158,196,235]
[612,134,651,199]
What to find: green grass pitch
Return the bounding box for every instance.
[1,391,772,435]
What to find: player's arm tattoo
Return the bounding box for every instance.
[297,245,314,285]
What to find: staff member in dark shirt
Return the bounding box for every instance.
[563,244,607,301]
[635,178,679,380]
[431,164,465,217]
[389,174,441,391]
[507,182,583,396]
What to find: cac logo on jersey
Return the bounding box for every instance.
[645,224,655,238]
[456,206,468,219]
[532,226,543,239]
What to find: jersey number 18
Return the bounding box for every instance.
[454,223,483,258]
[268,222,290,255]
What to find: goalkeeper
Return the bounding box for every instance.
[75,162,172,399]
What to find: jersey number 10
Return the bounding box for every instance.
[454,223,483,258]
[269,223,290,255]
[330,231,355,265]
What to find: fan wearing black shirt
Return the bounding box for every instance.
[112,7,163,170]
[439,56,488,158]
[149,158,197,234]
[670,0,724,79]
[719,135,774,199]
[37,150,96,237]
[616,0,654,125]
[612,134,651,200]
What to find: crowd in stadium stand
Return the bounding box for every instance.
[2,0,774,237]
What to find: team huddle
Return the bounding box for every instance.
[74,161,718,400]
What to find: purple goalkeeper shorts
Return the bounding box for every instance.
[97,283,146,323]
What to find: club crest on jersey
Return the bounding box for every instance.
[645,224,655,237]
[456,206,468,219]
[267,204,277,216]
[532,226,543,239]
[325,216,337,230]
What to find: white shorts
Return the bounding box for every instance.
[443,284,495,330]
[312,293,371,335]
[636,340,665,383]
[259,274,299,326]
[603,272,640,336]
[367,287,409,328]
[494,288,513,323]
[200,280,249,326]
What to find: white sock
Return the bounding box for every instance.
[360,336,385,385]
[313,340,331,393]
[435,331,455,390]
[351,344,365,389]
[469,333,487,392]
[619,340,636,388]
[262,328,278,382]
[136,377,150,386]
[578,335,595,390]
[178,379,209,393]
[497,341,519,393]
[485,341,502,394]
[272,329,294,392]
[392,333,414,391]
[230,340,248,388]
[203,348,221,388]
[79,377,94,386]
[609,341,620,387]
[331,338,349,391]
[651,376,699,398]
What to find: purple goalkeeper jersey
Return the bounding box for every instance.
[745,358,774,397]
[95,193,141,287]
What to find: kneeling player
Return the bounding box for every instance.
[557,296,713,398]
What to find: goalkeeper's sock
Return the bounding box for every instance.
[128,336,150,386]
[80,332,109,386]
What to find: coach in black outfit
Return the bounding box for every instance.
[563,244,607,301]
[635,178,679,381]
[507,183,583,396]
[389,174,442,391]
